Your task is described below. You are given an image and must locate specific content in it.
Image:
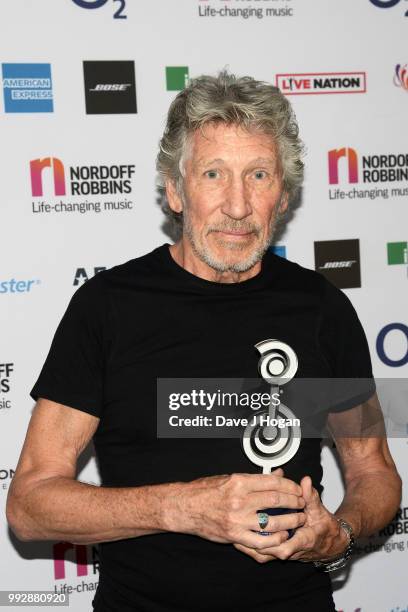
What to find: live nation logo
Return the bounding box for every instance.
[29,157,135,215]
[276,72,366,95]
[314,239,361,289]
[83,61,137,114]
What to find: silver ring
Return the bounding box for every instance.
[257,511,269,531]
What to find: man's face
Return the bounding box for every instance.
[168,122,288,273]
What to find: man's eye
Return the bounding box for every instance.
[254,170,267,180]
[205,170,219,179]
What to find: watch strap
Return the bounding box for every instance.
[313,518,355,572]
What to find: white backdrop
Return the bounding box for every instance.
[1,1,407,610]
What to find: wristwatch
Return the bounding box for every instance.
[313,518,355,572]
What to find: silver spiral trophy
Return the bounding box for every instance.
[242,339,302,536]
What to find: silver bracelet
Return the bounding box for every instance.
[313,518,355,573]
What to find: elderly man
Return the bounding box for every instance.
[6,70,401,612]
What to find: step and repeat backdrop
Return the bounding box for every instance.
[1,1,407,610]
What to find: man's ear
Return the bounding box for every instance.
[165,179,183,214]
[279,192,289,215]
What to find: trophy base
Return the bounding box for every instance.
[254,507,302,538]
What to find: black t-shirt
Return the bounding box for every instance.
[30,243,374,612]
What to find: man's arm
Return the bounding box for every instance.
[234,393,402,563]
[6,398,168,545]
[327,393,402,539]
[6,398,306,548]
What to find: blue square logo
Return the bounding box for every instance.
[2,63,53,113]
[270,245,286,259]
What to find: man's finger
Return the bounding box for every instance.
[248,491,305,513]
[301,476,313,501]
[301,476,324,515]
[233,542,277,562]
[257,525,314,559]
[240,473,302,496]
[246,509,306,534]
[237,528,290,550]
[287,550,311,561]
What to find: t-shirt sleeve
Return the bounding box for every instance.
[316,278,376,413]
[30,275,110,418]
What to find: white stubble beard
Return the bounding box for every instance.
[181,191,284,274]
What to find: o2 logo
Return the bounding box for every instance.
[377,323,408,367]
[369,0,408,15]
[72,0,127,19]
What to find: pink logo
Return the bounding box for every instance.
[53,542,88,580]
[30,157,66,197]
[394,64,408,90]
[328,148,359,184]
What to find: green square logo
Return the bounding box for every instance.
[166,66,189,91]
[387,241,408,265]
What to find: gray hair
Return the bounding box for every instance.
[156,69,304,231]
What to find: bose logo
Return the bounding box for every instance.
[319,261,356,269]
[90,84,131,92]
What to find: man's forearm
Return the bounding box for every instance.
[7,476,185,545]
[334,468,402,539]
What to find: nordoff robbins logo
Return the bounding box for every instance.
[319,261,356,269]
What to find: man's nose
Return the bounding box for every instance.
[220,177,252,220]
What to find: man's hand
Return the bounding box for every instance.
[233,473,349,563]
[166,467,306,551]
